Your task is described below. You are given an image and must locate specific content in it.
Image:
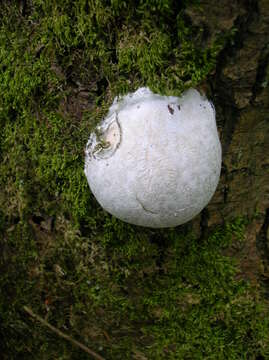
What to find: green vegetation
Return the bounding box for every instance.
[0,1,268,359]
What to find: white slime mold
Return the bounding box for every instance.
[84,87,222,228]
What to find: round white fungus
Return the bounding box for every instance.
[84,87,222,228]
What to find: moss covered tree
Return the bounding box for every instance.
[0,1,268,359]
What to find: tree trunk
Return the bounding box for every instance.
[187,0,269,288]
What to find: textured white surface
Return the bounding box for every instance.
[84,87,222,228]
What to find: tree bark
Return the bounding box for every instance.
[187,0,269,288]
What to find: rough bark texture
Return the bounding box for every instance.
[188,0,269,288]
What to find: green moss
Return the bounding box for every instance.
[0,1,268,359]
[0,0,232,224]
[2,215,269,359]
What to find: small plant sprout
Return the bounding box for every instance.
[84,87,222,228]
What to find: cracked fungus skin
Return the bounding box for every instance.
[84,87,222,228]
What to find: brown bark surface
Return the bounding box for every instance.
[187,0,269,289]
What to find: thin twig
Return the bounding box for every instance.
[23,306,105,360]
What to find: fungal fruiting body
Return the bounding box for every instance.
[84,87,222,228]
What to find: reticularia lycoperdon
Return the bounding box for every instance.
[84,87,222,228]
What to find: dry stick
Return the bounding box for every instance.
[23,306,105,360]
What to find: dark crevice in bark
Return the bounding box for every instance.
[215,0,258,67]
[199,208,210,240]
[214,76,238,158]
[257,208,269,263]
[223,185,229,204]
[256,208,269,298]
[219,106,239,157]
[213,0,259,155]
[219,163,229,205]
[251,53,269,104]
